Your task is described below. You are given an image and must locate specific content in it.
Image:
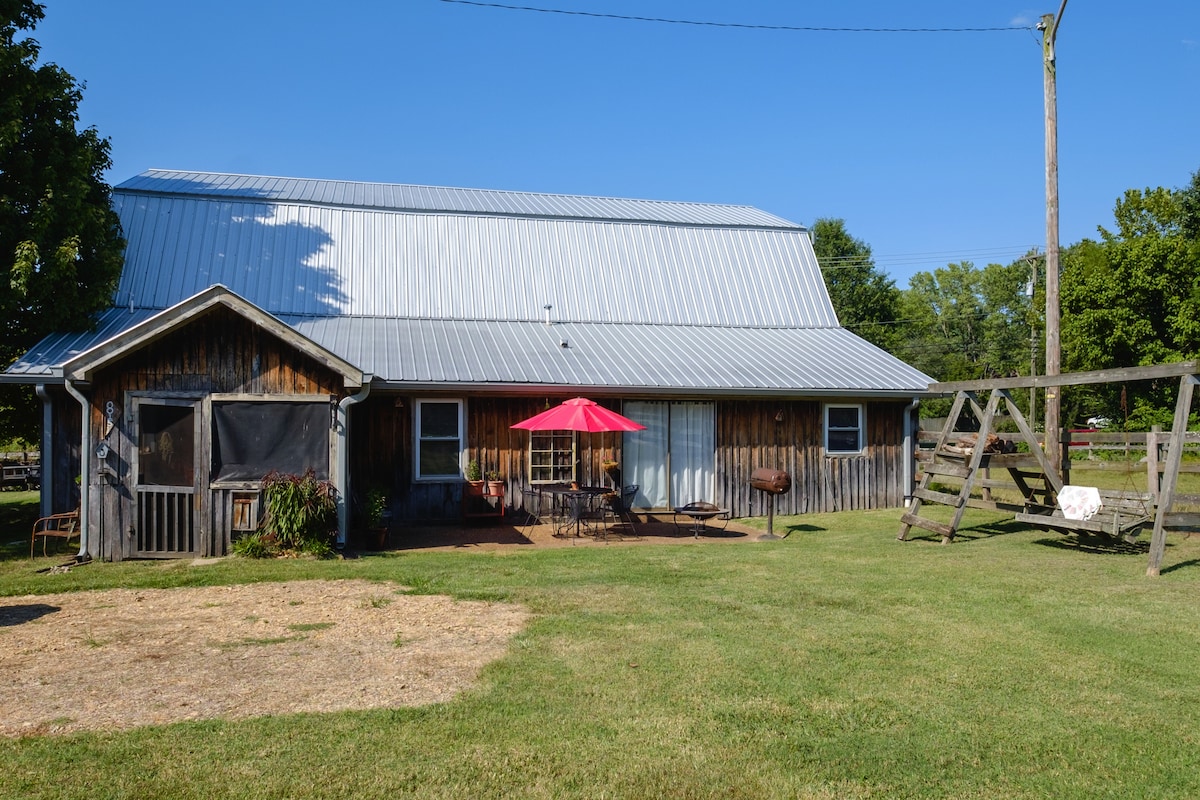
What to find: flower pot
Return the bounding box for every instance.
[486,480,505,496]
[370,527,388,550]
[466,481,486,496]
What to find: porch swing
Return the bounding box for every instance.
[1015,385,1153,542]
[897,361,1200,576]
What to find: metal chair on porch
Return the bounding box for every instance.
[596,484,640,540]
[31,508,81,558]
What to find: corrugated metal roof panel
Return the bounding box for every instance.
[8,171,934,395]
[280,317,932,393]
[6,312,932,393]
[117,170,800,228]
[5,308,161,378]
[110,191,837,327]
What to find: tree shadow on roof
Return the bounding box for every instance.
[113,173,347,317]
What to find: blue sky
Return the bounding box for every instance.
[30,0,1200,286]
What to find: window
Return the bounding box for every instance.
[529,431,574,484]
[138,401,196,487]
[825,404,864,454]
[416,399,464,480]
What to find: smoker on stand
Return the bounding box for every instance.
[750,467,791,540]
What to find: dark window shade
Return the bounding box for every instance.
[212,402,329,482]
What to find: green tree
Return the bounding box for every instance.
[810,218,901,352]
[0,1,124,441]
[896,260,1034,382]
[1060,174,1200,428]
[895,258,1038,420]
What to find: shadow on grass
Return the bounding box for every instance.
[783,523,825,535]
[1031,533,1150,555]
[1160,558,1200,575]
[902,518,1028,544]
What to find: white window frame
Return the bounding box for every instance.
[824,403,865,455]
[528,431,575,485]
[414,399,465,481]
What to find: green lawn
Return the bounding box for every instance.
[3,499,1200,799]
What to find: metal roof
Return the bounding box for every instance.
[117,170,801,228]
[5,171,933,394]
[111,171,835,327]
[6,308,931,394]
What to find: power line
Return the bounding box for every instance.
[816,245,1041,273]
[439,1,1034,34]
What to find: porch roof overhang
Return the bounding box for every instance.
[61,285,366,389]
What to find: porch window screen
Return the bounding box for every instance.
[825,404,864,454]
[138,403,195,487]
[212,401,330,482]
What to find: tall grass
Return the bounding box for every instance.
[3,505,1200,799]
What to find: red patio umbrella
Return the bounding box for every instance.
[510,397,646,432]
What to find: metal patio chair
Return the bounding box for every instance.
[31,508,81,558]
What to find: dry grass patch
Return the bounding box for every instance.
[0,579,530,737]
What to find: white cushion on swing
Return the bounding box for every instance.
[1058,485,1102,521]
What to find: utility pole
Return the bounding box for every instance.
[1039,1,1067,477]
[1027,253,1038,428]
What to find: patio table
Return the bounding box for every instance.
[540,485,608,537]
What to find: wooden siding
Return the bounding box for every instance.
[47,386,82,516]
[350,394,911,525]
[77,306,345,560]
[349,395,622,524]
[716,399,906,517]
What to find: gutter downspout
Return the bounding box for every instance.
[902,396,921,506]
[335,377,373,548]
[63,378,91,559]
[35,384,53,519]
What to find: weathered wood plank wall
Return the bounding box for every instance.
[350,395,621,523]
[716,399,906,517]
[48,386,82,516]
[353,395,910,524]
[80,308,344,560]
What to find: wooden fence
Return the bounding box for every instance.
[917,427,1200,508]
[0,453,40,490]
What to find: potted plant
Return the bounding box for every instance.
[365,487,389,549]
[485,469,505,496]
[602,459,621,488]
[465,459,484,495]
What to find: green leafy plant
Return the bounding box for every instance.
[485,469,502,482]
[231,531,276,559]
[365,487,388,528]
[260,470,337,555]
[466,459,482,481]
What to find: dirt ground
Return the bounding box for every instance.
[0,579,530,737]
[1,518,764,738]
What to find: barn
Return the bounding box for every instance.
[4,170,932,559]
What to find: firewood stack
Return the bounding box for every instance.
[941,432,1017,456]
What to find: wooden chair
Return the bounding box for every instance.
[31,508,81,558]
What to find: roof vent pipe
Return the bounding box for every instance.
[543,304,552,326]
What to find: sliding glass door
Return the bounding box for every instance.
[623,401,714,510]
